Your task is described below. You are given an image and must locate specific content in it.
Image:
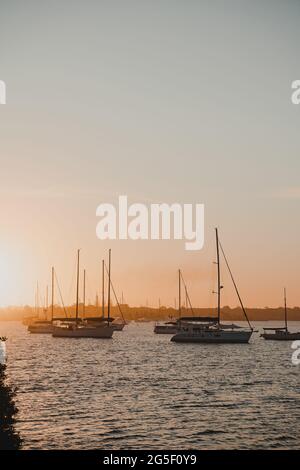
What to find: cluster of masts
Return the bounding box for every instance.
[154,229,300,343]
[27,249,125,338]
[27,229,300,343]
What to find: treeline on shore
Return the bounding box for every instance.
[1,304,300,321]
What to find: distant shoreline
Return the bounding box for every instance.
[1,305,300,322]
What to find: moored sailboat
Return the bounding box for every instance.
[171,228,253,344]
[84,258,126,331]
[52,250,114,339]
[154,285,180,334]
[261,288,300,340]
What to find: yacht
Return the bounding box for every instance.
[52,250,114,339]
[261,288,300,340]
[171,228,253,344]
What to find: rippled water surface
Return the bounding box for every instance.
[1,321,300,449]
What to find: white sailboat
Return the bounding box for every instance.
[52,250,114,339]
[261,288,300,340]
[171,228,253,344]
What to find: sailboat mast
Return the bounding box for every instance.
[75,249,80,324]
[37,282,39,317]
[83,269,86,318]
[107,249,111,326]
[284,287,288,331]
[102,260,105,319]
[51,267,54,321]
[215,228,221,324]
[178,269,181,317]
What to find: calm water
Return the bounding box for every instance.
[1,320,300,449]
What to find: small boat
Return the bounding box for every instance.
[171,320,252,343]
[28,270,55,334]
[52,250,114,339]
[153,280,180,335]
[171,228,253,344]
[261,288,300,340]
[154,321,178,334]
[83,261,126,332]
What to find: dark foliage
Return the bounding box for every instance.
[0,364,22,450]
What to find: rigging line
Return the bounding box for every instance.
[104,263,125,323]
[84,272,92,307]
[218,240,253,330]
[67,257,77,306]
[54,272,68,318]
[179,271,195,316]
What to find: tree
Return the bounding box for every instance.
[0,363,22,449]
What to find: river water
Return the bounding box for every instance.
[1,320,300,449]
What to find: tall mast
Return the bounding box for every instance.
[107,249,111,326]
[75,249,80,324]
[51,267,54,322]
[102,260,105,319]
[215,228,221,324]
[37,282,39,317]
[83,269,86,318]
[284,287,288,331]
[178,269,181,317]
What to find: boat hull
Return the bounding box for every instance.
[261,332,300,341]
[52,325,114,338]
[27,322,54,334]
[28,325,54,334]
[171,329,252,344]
[154,325,178,334]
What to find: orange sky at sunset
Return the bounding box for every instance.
[1,1,300,308]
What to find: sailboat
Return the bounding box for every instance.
[52,249,114,338]
[171,228,253,344]
[154,290,178,334]
[28,270,55,334]
[84,259,126,331]
[261,288,300,340]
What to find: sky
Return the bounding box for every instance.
[0,0,300,308]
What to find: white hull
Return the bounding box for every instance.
[52,325,114,338]
[171,329,252,344]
